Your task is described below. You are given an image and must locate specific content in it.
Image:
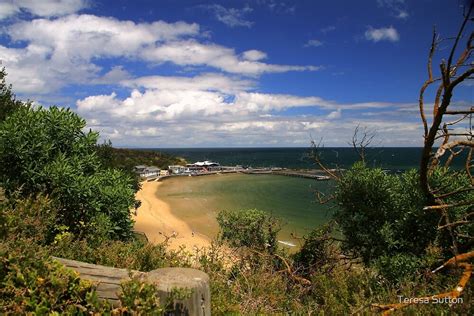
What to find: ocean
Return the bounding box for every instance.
[147,147,465,247]
[152,147,458,171]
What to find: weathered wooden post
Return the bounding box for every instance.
[53,257,211,316]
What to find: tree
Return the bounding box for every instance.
[217,209,281,253]
[0,68,26,122]
[417,2,474,257]
[0,105,137,240]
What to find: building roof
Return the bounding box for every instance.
[192,161,220,166]
[145,166,160,172]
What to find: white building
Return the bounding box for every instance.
[168,165,187,174]
[186,161,221,172]
[135,165,160,178]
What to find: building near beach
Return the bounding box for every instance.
[168,165,187,174]
[186,161,221,172]
[134,165,160,178]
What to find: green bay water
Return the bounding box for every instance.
[156,173,335,247]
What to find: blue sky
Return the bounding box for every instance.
[0,0,471,147]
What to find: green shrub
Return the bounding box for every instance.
[217,209,281,253]
[0,243,108,314]
[293,224,338,276]
[334,163,434,264]
[0,106,136,240]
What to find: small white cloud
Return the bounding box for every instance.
[377,0,409,19]
[242,50,267,61]
[396,10,409,19]
[203,4,253,28]
[304,39,323,48]
[327,109,341,119]
[365,26,399,42]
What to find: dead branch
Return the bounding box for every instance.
[315,190,335,204]
[434,187,474,199]
[310,139,340,180]
[445,109,474,115]
[419,29,438,137]
[423,200,473,211]
[350,125,376,164]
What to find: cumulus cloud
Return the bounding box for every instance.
[202,4,253,28]
[74,71,418,147]
[0,14,318,93]
[304,39,323,48]
[0,0,87,19]
[365,26,400,42]
[0,14,199,93]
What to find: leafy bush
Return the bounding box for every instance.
[334,162,473,282]
[217,209,281,253]
[0,243,107,314]
[0,106,136,240]
[293,224,339,276]
[334,163,437,264]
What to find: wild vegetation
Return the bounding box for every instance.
[95,141,185,191]
[1,5,473,314]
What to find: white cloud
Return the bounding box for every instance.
[396,10,409,19]
[0,14,199,93]
[377,0,409,19]
[365,26,400,42]
[8,14,200,57]
[327,109,341,119]
[304,39,323,48]
[0,14,318,93]
[242,50,267,61]
[141,39,319,75]
[202,4,253,28]
[121,73,255,94]
[0,0,87,19]
[74,71,419,147]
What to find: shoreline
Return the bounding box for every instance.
[132,181,211,251]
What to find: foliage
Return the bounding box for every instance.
[217,208,281,253]
[428,167,474,255]
[333,162,473,282]
[1,193,473,314]
[0,242,108,314]
[334,163,436,263]
[96,140,185,191]
[0,106,136,240]
[119,277,163,315]
[0,68,25,122]
[292,224,339,277]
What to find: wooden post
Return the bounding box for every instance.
[53,257,211,316]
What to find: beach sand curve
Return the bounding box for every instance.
[132,181,211,251]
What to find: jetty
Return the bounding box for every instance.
[242,168,331,180]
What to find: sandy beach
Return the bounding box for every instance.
[132,181,211,251]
